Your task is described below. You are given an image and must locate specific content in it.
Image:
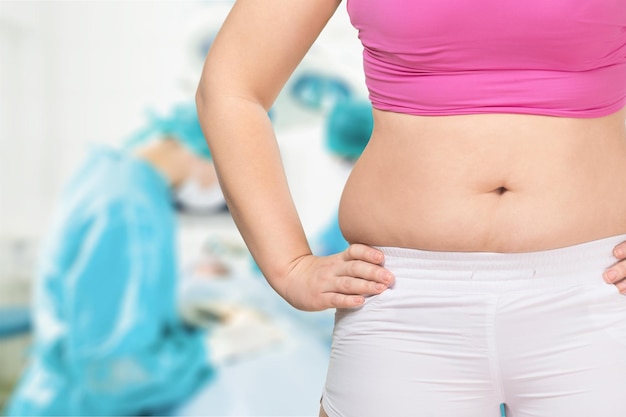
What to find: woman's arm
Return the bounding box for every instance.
[196,0,393,311]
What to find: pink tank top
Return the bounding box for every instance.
[346,0,626,117]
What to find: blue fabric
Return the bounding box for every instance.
[6,147,213,416]
[313,215,349,257]
[0,308,31,338]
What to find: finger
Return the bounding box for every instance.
[603,262,626,284]
[321,292,365,309]
[330,275,388,297]
[339,260,394,286]
[613,241,626,259]
[342,244,385,265]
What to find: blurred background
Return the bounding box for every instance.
[0,0,370,415]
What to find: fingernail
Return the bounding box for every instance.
[605,270,618,283]
[375,283,386,291]
[616,249,624,258]
[383,273,393,284]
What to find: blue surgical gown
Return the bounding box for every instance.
[6,147,213,416]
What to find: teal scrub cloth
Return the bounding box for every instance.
[6,147,213,416]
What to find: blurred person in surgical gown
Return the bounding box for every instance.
[6,103,220,416]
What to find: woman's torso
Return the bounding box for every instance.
[338,108,626,252]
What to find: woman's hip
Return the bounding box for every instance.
[322,234,626,417]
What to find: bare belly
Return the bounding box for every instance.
[338,108,626,252]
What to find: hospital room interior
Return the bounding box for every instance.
[0,1,372,415]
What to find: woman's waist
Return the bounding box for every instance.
[340,111,626,252]
[377,234,625,280]
[362,235,624,298]
[364,108,626,190]
[338,171,626,253]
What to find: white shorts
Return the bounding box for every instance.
[321,234,626,417]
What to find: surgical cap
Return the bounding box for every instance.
[125,102,212,160]
[324,99,373,160]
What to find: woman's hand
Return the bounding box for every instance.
[281,244,395,311]
[604,242,626,294]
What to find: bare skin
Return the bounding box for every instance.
[133,138,218,188]
[194,1,626,415]
[340,108,626,255]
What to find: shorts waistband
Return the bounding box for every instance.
[377,234,626,282]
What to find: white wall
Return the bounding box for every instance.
[1,2,52,241]
[0,1,221,240]
[0,0,364,243]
